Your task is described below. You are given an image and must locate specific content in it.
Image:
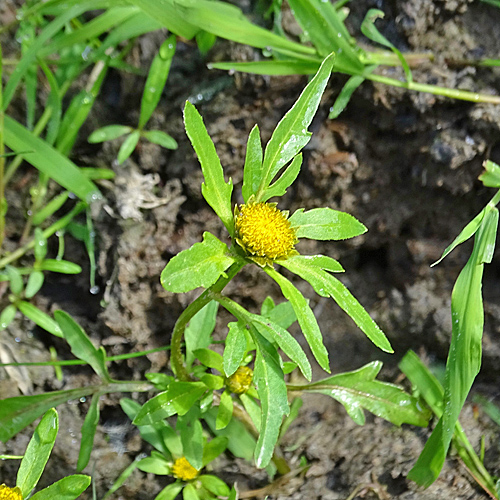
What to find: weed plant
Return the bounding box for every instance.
[1,1,500,498]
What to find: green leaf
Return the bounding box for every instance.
[54,310,110,381]
[168,381,208,416]
[195,30,216,54]
[6,265,23,295]
[223,322,248,377]
[306,362,430,426]
[38,259,82,274]
[239,393,261,431]
[479,160,500,188]
[29,475,91,500]
[137,453,171,475]
[200,374,223,390]
[287,0,364,72]
[183,483,199,500]
[193,348,224,372]
[264,300,297,330]
[3,115,100,202]
[216,390,233,430]
[174,0,315,56]
[408,209,497,487]
[132,391,178,426]
[361,10,412,83]
[32,192,69,226]
[261,153,302,203]
[210,59,321,76]
[161,232,234,293]
[257,53,335,199]
[179,417,204,470]
[185,300,218,369]
[142,130,178,149]
[0,388,95,442]
[18,302,63,337]
[289,207,367,240]
[198,475,230,497]
[279,256,393,353]
[202,436,228,466]
[17,409,59,498]
[25,271,45,299]
[34,228,48,262]
[329,75,365,119]
[88,125,132,143]
[77,394,100,472]
[139,35,176,129]
[184,101,234,235]
[265,268,330,372]
[242,125,263,202]
[0,304,17,331]
[117,130,140,164]
[155,483,183,500]
[251,327,289,468]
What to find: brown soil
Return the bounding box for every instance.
[1,1,500,499]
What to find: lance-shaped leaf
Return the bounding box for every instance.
[179,417,204,470]
[216,390,234,430]
[77,394,100,472]
[289,207,367,240]
[17,409,59,497]
[224,322,248,377]
[161,232,235,293]
[133,391,178,426]
[184,102,234,235]
[265,267,330,372]
[408,208,498,487]
[257,53,335,199]
[303,361,430,427]
[54,310,111,381]
[279,255,393,353]
[29,476,91,500]
[260,154,302,203]
[242,124,263,202]
[251,327,289,468]
[0,387,98,442]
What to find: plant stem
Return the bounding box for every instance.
[0,43,5,252]
[365,72,500,104]
[170,259,246,381]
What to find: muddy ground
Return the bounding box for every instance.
[1,0,500,499]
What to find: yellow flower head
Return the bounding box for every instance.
[171,457,199,482]
[0,485,23,500]
[234,202,297,266]
[226,366,253,394]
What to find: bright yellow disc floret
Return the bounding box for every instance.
[0,485,23,500]
[226,366,253,394]
[234,202,297,266]
[171,457,199,481]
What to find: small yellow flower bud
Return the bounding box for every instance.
[234,202,297,266]
[0,485,23,500]
[171,457,199,481]
[226,366,253,394]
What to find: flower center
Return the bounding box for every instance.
[0,485,23,500]
[226,366,253,394]
[234,203,297,264]
[171,457,199,481]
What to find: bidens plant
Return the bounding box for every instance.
[155,52,430,477]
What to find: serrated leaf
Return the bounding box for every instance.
[265,268,330,372]
[289,207,367,240]
[77,394,100,472]
[29,475,91,500]
[251,328,289,468]
[242,124,263,202]
[161,232,234,293]
[184,101,234,235]
[54,310,110,380]
[17,409,59,498]
[223,322,248,376]
[280,256,393,353]
[257,53,335,198]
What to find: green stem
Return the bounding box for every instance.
[170,259,246,381]
[0,43,5,252]
[365,72,500,104]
